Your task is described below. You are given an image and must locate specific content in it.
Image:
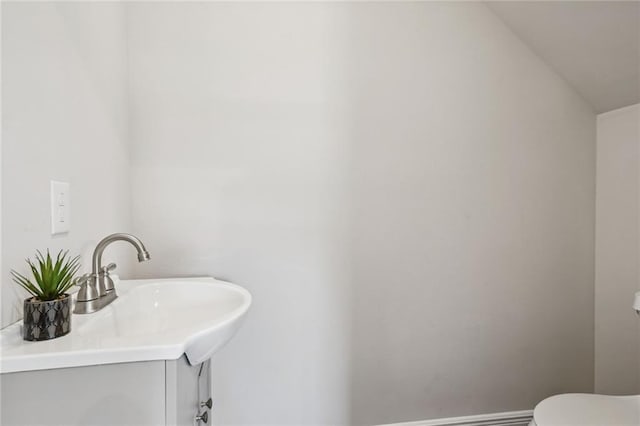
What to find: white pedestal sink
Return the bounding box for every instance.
[0,277,251,373]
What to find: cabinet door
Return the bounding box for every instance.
[1,361,166,426]
[165,355,212,426]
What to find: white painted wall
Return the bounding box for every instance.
[1,3,133,328]
[595,103,640,395]
[127,3,596,424]
[126,4,352,424]
[347,4,595,423]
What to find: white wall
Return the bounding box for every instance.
[595,103,640,394]
[347,4,595,423]
[127,2,596,424]
[1,2,133,328]
[127,4,352,424]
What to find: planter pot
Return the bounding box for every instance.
[23,294,71,341]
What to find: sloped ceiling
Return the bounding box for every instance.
[487,1,640,113]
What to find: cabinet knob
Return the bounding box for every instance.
[200,398,213,409]
[195,411,208,424]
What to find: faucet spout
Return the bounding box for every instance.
[92,233,150,275]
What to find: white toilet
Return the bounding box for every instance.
[530,393,640,426]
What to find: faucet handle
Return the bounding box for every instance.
[99,263,117,294]
[101,263,117,274]
[75,273,99,302]
[74,273,93,286]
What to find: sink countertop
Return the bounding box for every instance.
[0,277,251,374]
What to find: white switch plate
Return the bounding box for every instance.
[50,181,70,235]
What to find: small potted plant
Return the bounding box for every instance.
[11,250,80,341]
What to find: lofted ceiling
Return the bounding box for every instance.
[487,1,640,113]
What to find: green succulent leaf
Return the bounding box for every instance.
[11,250,81,301]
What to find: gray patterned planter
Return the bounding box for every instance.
[23,295,71,341]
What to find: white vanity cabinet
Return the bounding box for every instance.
[0,355,212,426]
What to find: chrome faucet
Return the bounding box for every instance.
[74,233,150,314]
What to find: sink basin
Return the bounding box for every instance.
[78,278,251,364]
[0,277,251,373]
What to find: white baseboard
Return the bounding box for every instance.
[377,410,533,426]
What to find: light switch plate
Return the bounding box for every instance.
[50,181,70,235]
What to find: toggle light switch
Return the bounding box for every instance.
[51,181,70,235]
